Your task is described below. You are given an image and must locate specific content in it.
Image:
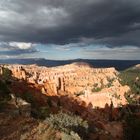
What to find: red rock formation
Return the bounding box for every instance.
[0,63,129,108]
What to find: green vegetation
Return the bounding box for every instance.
[119,105,140,140]
[45,111,88,139]
[112,92,121,100]
[0,80,10,95]
[106,77,115,88]
[0,67,12,101]
[20,123,59,140]
[32,106,50,119]
[34,124,58,140]
[91,83,102,92]
[119,67,140,104]
[39,126,58,140]
[21,92,36,105]
[0,67,12,110]
[124,91,137,104]
[61,132,81,140]
[119,67,140,138]
[92,87,102,92]
[0,80,11,110]
[1,67,12,81]
[75,91,85,97]
[20,93,52,119]
[119,68,140,94]
[91,77,115,92]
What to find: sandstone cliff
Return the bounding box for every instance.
[0,63,130,108]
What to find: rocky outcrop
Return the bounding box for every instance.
[7,94,31,117]
[0,63,129,108]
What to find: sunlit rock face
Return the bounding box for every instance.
[0,63,130,108]
[133,64,140,69]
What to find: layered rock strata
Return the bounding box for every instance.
[0,63,130,108]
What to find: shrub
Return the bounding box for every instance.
[20,123,59,140]
[75,91,85,97]
[61,132,81,140]
[0,80,10,95]
[21,92,36,105]
[32,106,50,119]
[0,80,11,106]
[119,70,140,104]
[1,67,12,81]
[112,93,121,100]
[106,77,115,88]
[108,77,115,83]
[91,87,102,92]
[39,126,58,140]
[124,92,136,104]
[45,111,88,139]
[91,83,102,92]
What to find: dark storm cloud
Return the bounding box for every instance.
[0,48,36,56]
[0,0,140,46]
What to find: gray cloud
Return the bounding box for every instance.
[0,49,36,56]
[0,0,140,46]
[0,42,37,56]
[80,46,140,60]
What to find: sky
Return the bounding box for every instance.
[0,0,140,60]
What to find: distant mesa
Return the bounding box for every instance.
[71,62,93,68]
[133,64,140,69]
[1,58,140,70]
[125,64,140,71]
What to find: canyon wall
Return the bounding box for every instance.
[0,63,130,108]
